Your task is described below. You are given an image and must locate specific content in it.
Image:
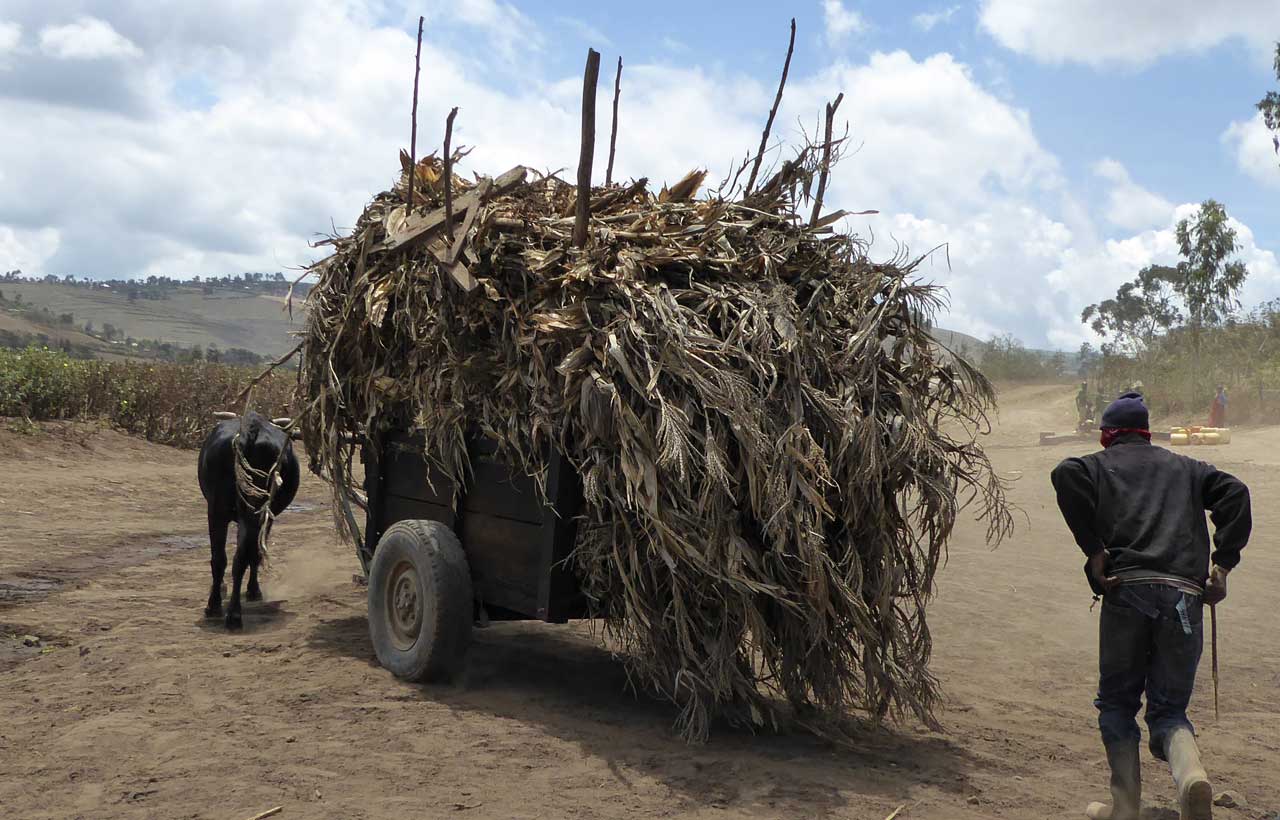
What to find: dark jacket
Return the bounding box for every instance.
[1051,435,1251,595]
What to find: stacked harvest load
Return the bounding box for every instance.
[299,146,1013,741]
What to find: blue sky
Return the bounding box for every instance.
[1,0,1278,349]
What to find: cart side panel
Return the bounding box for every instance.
[372,431,562,621]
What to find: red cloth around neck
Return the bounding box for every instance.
[1101,428,1152,448]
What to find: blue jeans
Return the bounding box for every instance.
[1096,584,1203,759]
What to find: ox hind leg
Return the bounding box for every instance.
[246,521,266,602]
[248,516,273,601]
[225,520,259,630]
[205,509,229,618]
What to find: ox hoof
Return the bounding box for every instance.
[224,612,243,631]
[204,604,223,619]
[246,587,263,603]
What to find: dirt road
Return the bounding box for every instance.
[1,386,1276,819]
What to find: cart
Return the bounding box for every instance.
[355,429,587,682]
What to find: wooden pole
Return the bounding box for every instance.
[443,107,458,230]
[745,18,796,195]
[573,48,602,248]
[605,56,623,186]
[1211,603,1220,720]
[810,92,844,227]
[406,16,424,210]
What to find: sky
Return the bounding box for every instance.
[0,0,1278,349]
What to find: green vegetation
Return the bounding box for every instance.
[1082,200,1275,423]
[0,347,294,448]
[978,334,1070,383]
[1258,42,1280,165]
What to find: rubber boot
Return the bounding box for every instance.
[1085,739,1141,820]
[1165,727,1212,820]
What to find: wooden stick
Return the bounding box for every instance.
[235,341,303,406]
[810,92,844,227]
[406,16,424,210]
[605,56,622,186]
[1210,603,1220,720]
[573,48,602,248]
[883,806,906,820]
[242,807,283,820]
[745,18,796,195]
[443,106,458,229]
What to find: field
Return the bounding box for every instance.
[0,385,1277,819]
[0,282,303,357]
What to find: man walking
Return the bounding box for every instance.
[1051,392,1251,820]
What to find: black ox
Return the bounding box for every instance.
[198,411,300,629]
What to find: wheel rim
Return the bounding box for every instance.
[385,559,422,652]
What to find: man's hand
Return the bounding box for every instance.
[1089,551,1118,592]
[1205,565,1229,606]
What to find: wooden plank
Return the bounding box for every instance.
[462,457,545,525]
[384,166,528,253]
[538,448,585,623]
[464,514,545,617]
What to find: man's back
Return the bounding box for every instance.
[1051,435,1250,586]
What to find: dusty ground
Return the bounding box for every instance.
[1,386,1277,820]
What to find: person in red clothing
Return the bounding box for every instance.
[1208,386,1227,428]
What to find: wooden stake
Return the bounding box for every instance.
[406,16,424,210]
[1210,603,1220,720]
[242,807,283,820]
[810,92,844,227]
[605,56,623,186]
[573,48,602,248]
[745,18,796,195]
[443,106,458,230]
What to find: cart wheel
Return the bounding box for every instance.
[367,520,472,683]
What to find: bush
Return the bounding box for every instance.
[979,334,1066,383]
[0,347,295,448]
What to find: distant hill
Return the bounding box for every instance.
[1,279,1080,375]
[0,281,303,358]
[928,327,986,363]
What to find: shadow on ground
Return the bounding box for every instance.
[308,614,989,816]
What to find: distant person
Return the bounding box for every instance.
[1209,386,1228,429]
[1051,392,1251,820]
[1077,381,1091,425]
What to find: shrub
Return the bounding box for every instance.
[0,346,295,448]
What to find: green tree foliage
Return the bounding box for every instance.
[1082,265,1181,356]
[1258,42,1280,163]
[980,334,1064,382]
[1171,200,1248,332]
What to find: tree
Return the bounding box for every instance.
[1258,42,1280,164]
[1081,265,1181,357]
[1170,200,1248,334]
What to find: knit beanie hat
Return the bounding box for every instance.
[1101,391,1149,430]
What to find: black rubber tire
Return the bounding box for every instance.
[367,520,472,683]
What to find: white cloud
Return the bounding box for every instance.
[980,0,1280,67]
[1042,203,1280,347]
[0,21,20,57]
[39,17,142,60]
[0,225,59,273]
[1094,158,1173,231]
[1223,112,1280,188]
[7,3,1269,351]
[823,0,867,45]
[913,6,961,32]
[556,17,612,47]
